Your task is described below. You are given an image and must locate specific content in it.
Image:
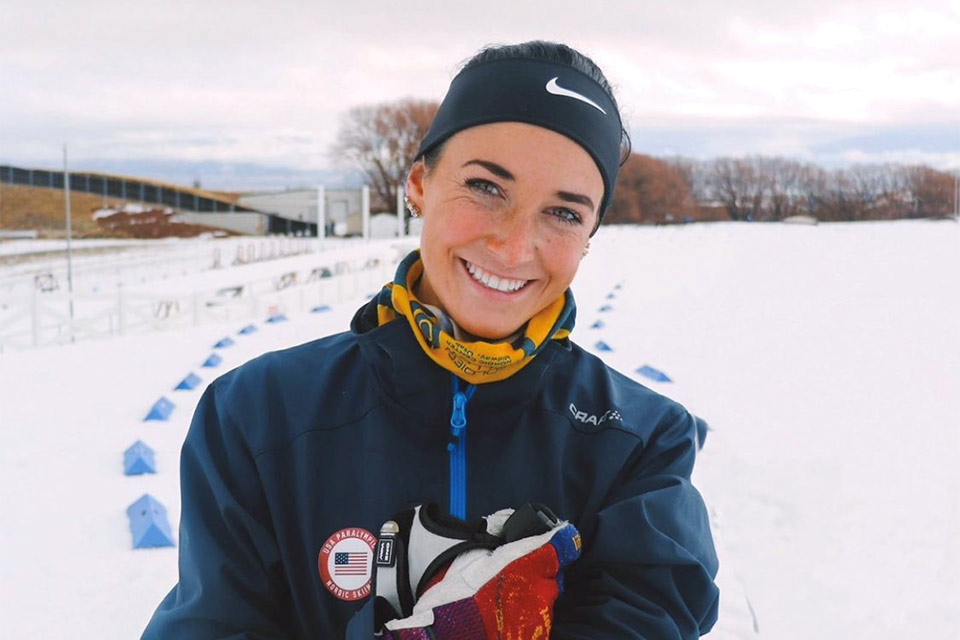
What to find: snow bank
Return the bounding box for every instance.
[92,203,172,220]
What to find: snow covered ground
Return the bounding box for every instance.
[1,221,958,638]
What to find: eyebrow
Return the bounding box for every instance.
[555,191,595,211]
[462,158,596,211]
[462,159,514,181]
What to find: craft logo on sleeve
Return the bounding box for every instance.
[317,527,376,601]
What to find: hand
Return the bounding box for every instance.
[373,503,581,640]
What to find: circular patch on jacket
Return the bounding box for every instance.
[317,527,376,601]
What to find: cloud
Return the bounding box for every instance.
[632,118,960,167]
[1,0,957,176]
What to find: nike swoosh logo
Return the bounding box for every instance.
[545,77,607,115]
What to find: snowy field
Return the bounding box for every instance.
[1,221,958,639]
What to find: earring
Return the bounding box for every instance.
[582,241,590,257]
[404,195,422,218]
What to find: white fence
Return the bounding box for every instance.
[0,253,397,352]
[0,236,325,297]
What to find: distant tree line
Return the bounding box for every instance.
[667,157,957,223]
[333,98,958,223]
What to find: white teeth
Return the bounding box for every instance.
[464,260,528,293]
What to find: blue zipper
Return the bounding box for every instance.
[448,375,476,520]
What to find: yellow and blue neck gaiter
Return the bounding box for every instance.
[375,250,576,384]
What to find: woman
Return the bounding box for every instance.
[143,41,719,639]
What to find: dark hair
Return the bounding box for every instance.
[421,40,632,172]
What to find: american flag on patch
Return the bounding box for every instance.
[334,552,368,576]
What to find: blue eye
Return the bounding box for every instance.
[465,178,501,197]
[550,208,582,225]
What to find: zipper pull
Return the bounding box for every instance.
[447,391,468,452]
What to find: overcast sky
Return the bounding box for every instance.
[2,0,958,187]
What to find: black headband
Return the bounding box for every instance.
[415,57,623,228]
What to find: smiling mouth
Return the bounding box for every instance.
[462,259,531,293]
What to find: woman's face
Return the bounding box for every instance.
[406,122,603,341]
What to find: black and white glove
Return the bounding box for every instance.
[371,502,581,639]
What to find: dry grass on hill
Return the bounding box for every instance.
[0,184,239,238]
[0,184,118,237]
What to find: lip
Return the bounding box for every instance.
[459,258,533,297]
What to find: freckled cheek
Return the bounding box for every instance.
[439,209,496,246]
[541,241,583,282]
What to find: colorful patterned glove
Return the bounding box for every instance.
[372,503,581,639]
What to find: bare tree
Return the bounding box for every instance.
[607,154,697,224]
[765,158,805,220]
[796,164,831,219]
[709,158,744,221]
[844,165,887,220]
[710,157,768,221]
[906,165,955,218]
[664,157,711,203]
[330,98,439,211]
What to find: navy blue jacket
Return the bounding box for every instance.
[143,299,719,638]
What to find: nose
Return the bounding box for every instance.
[486,208,537,268]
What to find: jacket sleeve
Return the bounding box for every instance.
[551,409,720,639]
[141,381,291,639]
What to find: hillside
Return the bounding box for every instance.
[0,184,242,238]
[0,183,116,237]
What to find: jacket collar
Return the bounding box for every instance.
[352,297,562,428]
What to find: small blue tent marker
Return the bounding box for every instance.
[590,320,604,330]
[144,397,175,422]
[174,372,202,391]
[127,494,175,549]
[213,336,235,348]
[238,324,258,335]
[123,441,156,476]
[265,313,288,323]
[311,305,331,313]
[599,305,613,312]
[202,353,222,368]
[594,341,613,352]
[636,365,673,383]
